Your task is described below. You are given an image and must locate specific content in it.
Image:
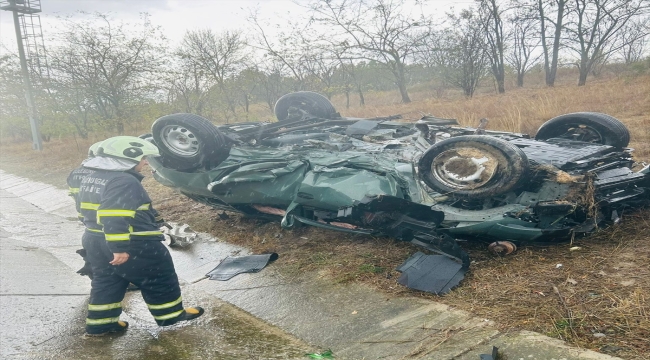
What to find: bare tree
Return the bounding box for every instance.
[506,5,543,87]
[179,29,247,117]
[301,49,340,99]
[618,17,650,64]
[314,34,371,106]
[433,10,489,97]
[333,53,369,107]
[165,56,212,116]
[234,67,263,116]
[564,0,649,86]
[306,0,431,103]
[248,12,313,92]
[538,0,569,87]
[413,33,440,69]
[478,0,508,93]
[47,13,165,135]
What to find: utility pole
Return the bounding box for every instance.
[1,0,43,150]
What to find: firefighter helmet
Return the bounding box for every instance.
[97,136,160,162]
[88,141,102,157]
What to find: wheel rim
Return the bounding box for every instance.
[159,125,200,157]
[429,147,500,190]
[556,124,603,143]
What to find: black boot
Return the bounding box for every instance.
[85,321,129,337]
[159,307,205,326]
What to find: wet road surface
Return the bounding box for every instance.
[0,189,313,359]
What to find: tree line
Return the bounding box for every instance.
[1,0,648,140]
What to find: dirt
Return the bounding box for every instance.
[433,146,500,188]
[444,157,478,178]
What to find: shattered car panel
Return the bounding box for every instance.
[145,92,650,293]
[396,251,467,295]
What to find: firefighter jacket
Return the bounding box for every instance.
[78,166,163,254]
[67,164,95,222]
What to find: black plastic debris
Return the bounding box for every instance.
[345,119,379,136]
[479,346,499,360]
[206,253,279,281]
[410,233,470,269]
[396,251,466,295]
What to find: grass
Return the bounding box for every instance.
[1,69,649,359]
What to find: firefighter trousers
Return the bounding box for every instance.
[82,232,184,332]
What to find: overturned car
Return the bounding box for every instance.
[144,91,650,293]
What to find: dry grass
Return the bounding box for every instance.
[336,74,650,159]
[1,71,649,359]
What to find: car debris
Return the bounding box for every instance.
[206,253,279,281]
[161,223,197,247]
[143,91,650,294]
[396,251,467,295]
[479,346,499,360]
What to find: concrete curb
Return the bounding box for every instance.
[0,170,623,360]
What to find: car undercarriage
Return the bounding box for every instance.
[143,91,650,294]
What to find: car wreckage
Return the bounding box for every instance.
[143,91,650,294]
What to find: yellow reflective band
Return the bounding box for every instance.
[132,231,163,236]
[105,233,130,241]
[88,302,122,311]
[147,296,182,310]
[86,317,120,325]
[86,228,103,233]
[137,203,151,210]
[69,188,80,194]
[153,310,184,321]
[80,202,100,210]
[97,209,136,218]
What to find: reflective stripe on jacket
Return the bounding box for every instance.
[66,166,96,222]
[78,168,163,253]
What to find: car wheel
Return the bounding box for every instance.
[151,113,231,171]
[418,135,529,199]
[534,112,630,148]
[274,91,337,121]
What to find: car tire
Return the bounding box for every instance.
[274,91,337,121]
[534,112,630,148]
[418,135,529,199]
[151,113,231,171]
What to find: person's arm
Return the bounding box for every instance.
[66,171,84,223]
[97,176,145,264]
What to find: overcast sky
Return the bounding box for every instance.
[0,0,473,53]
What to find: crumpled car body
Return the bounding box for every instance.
[146,91,650,264]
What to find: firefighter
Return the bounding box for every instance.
[78,136,203,336]
[67,142,100,278]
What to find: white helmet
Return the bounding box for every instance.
[96,136,160,163]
